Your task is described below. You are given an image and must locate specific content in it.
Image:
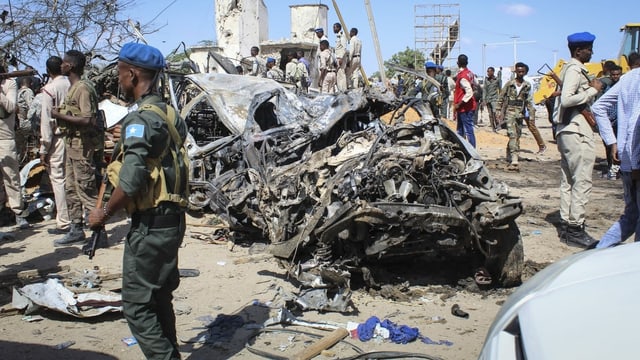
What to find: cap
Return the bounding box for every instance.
[315,28,324,33]
[567,32,596,45]
[266,57,275,63]
[119,42,165,70]
[437,64,444,70]
[425,61,437,69]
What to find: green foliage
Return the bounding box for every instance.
[385,47,426,77]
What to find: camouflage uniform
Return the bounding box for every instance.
[498,78,533,166]
[483,74,501,130]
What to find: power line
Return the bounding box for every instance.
[145,0,178,27]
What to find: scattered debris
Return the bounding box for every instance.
[54,340,75,350]
[451,304,469,319]
[12,278,121,318]
[178,73,524,312]
[122,336,138,347]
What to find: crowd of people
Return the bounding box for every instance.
[1,23,640,358]
[240,24,363,94]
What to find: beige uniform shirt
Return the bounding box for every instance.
[0,78,17,140]
[40,75,70,154]
[349,35,362,59]
[555,57,599,138]
[319,49,335,71]
[335,30,347,59]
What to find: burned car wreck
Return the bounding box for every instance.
[177,74,523,312]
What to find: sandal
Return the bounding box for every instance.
[474,267,493,285]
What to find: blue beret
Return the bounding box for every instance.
[567,32,596,45]
[437,65,444,70]
[315,28,324,33]
[425,61,437,69]
[119,42,165,70]
[266,57,275,63]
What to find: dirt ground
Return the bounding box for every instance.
[0,106,624,360]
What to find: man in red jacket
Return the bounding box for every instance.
[452,54,478,147]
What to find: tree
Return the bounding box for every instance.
[385,47,426,77]
[0,1,150,67]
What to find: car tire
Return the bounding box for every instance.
[484,221,524,287]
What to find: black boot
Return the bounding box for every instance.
[54,223,86,247]
[564,224,597,248]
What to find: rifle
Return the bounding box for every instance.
[543,67,598,128]
[82,180,110,259]
[0,69,37,80]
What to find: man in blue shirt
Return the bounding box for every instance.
[593,67,640,248]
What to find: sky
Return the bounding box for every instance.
[129,0,636,78]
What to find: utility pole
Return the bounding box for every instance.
[332,0,370,87]
[482,37,535,72]
[364,0,387,86]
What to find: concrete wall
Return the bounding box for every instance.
[289,4,328,43]
[215,0,269,62]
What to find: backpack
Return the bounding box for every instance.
[106,104,189,214]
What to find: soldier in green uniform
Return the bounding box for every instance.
[88,43,189,360]
[496,62,534,171]
[52,50,100,245]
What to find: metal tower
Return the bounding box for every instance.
[414,4,460,69]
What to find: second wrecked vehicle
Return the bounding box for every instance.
[177,74,523,312]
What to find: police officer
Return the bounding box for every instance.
[88,42,189,360]
[554,32,603,247]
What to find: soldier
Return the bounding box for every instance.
[333,23,348,91]
[423,61,442,117]
[553,32,603,248]
[521,64,547,155]
[435,65,448,117]
[51,50,100,246]
[16,77,34,161]
[265,58,284,81]
[0,63,30,229]
[318,40,337,94]
[483,66,502,131]
[285,51,308,92]
[497,62,534,171]
[347,28,362,89]
[40,56,71,234]
[88,42,189,360]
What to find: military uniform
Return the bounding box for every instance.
[483,74,501,130]
[40,75,71,231]
[266,65,284,81]
[91,42,190,360]
[117,94,188,360]
[553,32,600,247]
[555,57,598,227]
[0,76,27,226]
[60,80,99,234]
[497,78,533,167]
[319,48,337,93]
[334,29,348,91]
[347,34,362,89]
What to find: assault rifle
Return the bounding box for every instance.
[0,69,37,79]
[82,180,110,259]
[542,68,598,128]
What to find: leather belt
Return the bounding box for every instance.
[352,55,361,57]
[507,100,524,106]
[132,213,183,229]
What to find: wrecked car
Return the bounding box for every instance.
[176,73,523,312]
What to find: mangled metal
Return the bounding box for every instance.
[177,73,524,312]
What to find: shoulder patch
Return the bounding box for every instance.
[125,124,145,139]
